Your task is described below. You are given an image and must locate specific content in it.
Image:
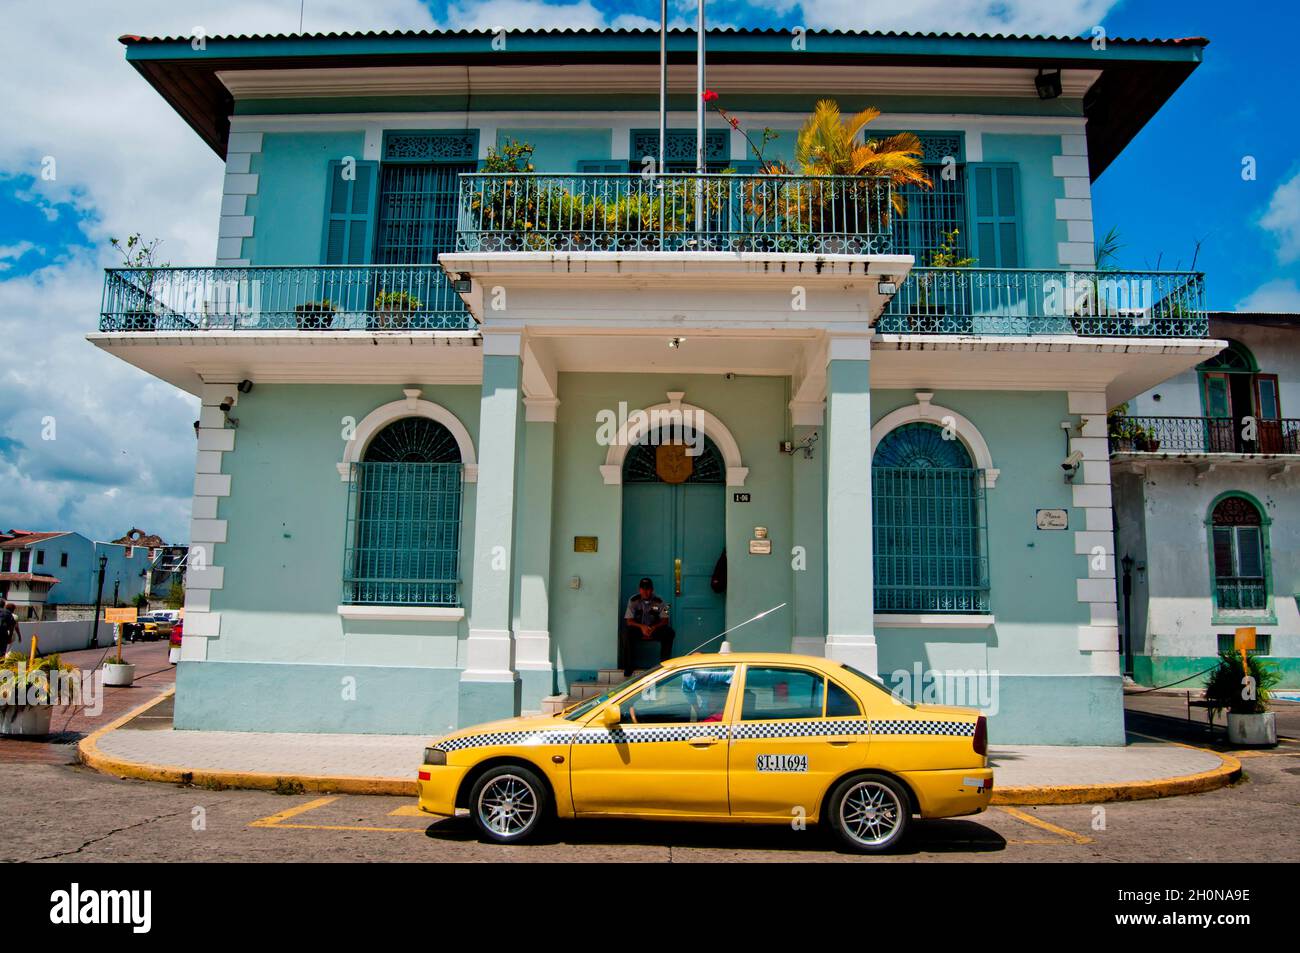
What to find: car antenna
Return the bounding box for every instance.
[684,602,788,655]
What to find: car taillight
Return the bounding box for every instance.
[973,716,987,756]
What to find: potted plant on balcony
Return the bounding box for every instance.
[910,229,977,332]
[294,299,336,331]
[1108,404,1139,452]
[794,100,931,253]
[1205,650,1281,746]
[0,650,76,737]
[373,290,422,329]
[109,233,170,331]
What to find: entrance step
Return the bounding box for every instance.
[597,668,647,685]
[540,695,569,716]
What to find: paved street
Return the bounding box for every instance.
[2,681,1296,863]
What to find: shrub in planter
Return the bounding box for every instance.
[0,651,78,737]
[1204,651,1281,746]
[372,290,422,330]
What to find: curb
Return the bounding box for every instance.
[80,696,1240,805]
[991,734,1242,805]
[77,690,416,797]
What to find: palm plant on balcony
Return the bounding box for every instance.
[793,100,931,249]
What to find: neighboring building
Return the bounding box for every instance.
[0,529,152,617]
[1110,313,1299,688]
[112,528,188,600]
[90,28,1217,743]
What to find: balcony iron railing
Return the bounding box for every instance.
[1109,416,1300,454]
[1216,578,1268,612]
[877,267,1207,337]
[456,172,895,254]
[99,265,474,332]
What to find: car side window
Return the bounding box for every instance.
[826,680,862,717]
[623,666,734,725]
[741,667,824,720]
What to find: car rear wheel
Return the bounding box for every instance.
[469,765,548,844]
[827,773,911,854]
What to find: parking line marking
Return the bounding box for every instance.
[250,796,432,834]
[388,805,427,817]
[996,806,1093,845]
[249,797,338,828]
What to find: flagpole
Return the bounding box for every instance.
[658,0,667,178]
[694,0,705,234]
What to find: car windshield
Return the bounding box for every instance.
[561,666,663,721]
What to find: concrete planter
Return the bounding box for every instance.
[168,647,181,665]
[0,704,53,737]
[1227,711,1277,747]
[103,662,136,687]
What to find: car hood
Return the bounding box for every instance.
[429,711,572,747]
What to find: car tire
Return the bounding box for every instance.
[826,772,912,854]
[468,765,549,845]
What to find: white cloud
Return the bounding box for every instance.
[1259,169,1300,265]
[1235,278,1300,313]
[741,0,1119,36]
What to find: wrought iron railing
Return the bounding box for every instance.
[100,266,474,332]
[1216,578,1268,612]
[878,267,1207,337]
[342,462,463,607]
[872,467,990,614]
[1109,416,1300,454]
[456,172,895,254]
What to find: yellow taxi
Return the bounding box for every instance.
[417,652,992,853]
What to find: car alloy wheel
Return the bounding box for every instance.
[475,773,539,840]
[835,777,908,851]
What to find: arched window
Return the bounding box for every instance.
[343,417,463,607]
[872,423,989,614]
[1210,495,1269,614]
[623,432,726,484]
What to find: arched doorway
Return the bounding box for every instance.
[620,431,727,661]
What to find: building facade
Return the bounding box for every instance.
[91,28,1217,743]
[0,530,153,617]
[1111,313,1299,688]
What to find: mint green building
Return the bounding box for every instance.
[92,27,1219,744]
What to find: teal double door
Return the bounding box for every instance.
[620,480,726,655]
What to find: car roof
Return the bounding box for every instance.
[663,652,848,672]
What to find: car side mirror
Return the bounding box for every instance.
[600,704,621,728]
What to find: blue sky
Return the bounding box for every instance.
[0,0,1296,546]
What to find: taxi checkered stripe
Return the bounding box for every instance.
[869,719,975,737]
[730,719,869,740]
[433,717,976,752]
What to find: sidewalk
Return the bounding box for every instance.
[1,640,176,766]
[80,689,1245,805]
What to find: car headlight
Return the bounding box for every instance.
[423,747,447,766]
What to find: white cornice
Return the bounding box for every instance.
[218,64,1099,100]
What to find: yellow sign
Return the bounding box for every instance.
[1234,626,1257,655]
[104,607,138,623]
[573,536,598,553]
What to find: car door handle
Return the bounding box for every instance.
[828,741,851,747]
[688,736,721,747]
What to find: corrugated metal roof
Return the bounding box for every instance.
[118,27,1208,46]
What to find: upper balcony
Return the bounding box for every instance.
[1108,415,1300,456]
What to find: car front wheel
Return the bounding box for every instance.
[468,765,548,844]
[827,773,911,854]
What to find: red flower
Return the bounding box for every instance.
[729,116,740,128]
[702,89,719,102]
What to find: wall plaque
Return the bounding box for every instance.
[573,536,598,553]
[1035,509,1069,530]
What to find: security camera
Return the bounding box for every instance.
[219,397,235,413]
[1061,450,1084,470]
[237,380,253,394]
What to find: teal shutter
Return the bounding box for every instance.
[730,160,761,173]
[968,163,1021,268]
[321,159,378,264]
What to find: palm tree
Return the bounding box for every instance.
[795,100,931,218]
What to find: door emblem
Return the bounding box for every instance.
[655,443,694,484]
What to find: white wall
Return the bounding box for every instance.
[10,620,116,656]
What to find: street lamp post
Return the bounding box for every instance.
[89,553,107,649]
[1120,554,1135,679]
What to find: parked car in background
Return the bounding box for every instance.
[168,617,183,664]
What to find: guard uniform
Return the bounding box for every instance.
[621,591,675,676]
